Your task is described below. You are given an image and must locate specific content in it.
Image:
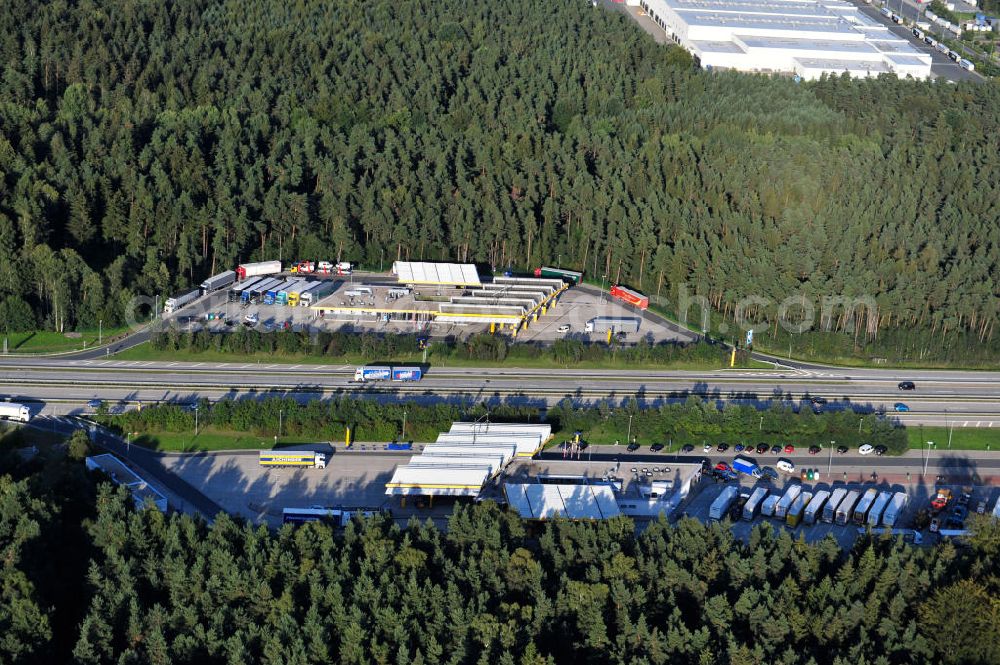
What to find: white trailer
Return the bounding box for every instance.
[164,289,200,314]
[786,491,813,527]
[743,487,768,520]
[709,486,739,520]
[804,490,830,525]
[200,270,237,294]
[854,488,879,524]
[0,402,31,423]
[867,491,894,527]
[760,495,780,517]
[881,492,908,527]
[836,490,860,525]
[822,488,847,523]
[236,261,282,281]
[774,484,802,520]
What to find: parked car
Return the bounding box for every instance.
[776,459,795,473]
[557,324,570,333]
[837,445,849,454]
[894,403,910,412]
[626,442,640,452]
[681,444,695,453]
[717,443,729,452]
[874,445,887,456]
[762,466,779,480]
[87,399,103,409]
[734,443,745,453]
[649,443,664,453]
[703,444,713,453]
[859,444,874,455]
[756,443,769,454]
[714,462,731,472]
[784,444,795,454]
[976,500,987,514]
[770,445,782,454]
[808,446,821,455]
[898,381,916,390]
[929,517,941,533]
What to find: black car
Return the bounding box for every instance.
[770,445,781,454]
[874,445,887,456]
[649,443,665,453]
[808,446,821,455]
[756,443,769,454]
[626,442,640,452]
[681,444,695,453]
[837,445,849,454]
[898,381,916,390]
[717,443,729,452]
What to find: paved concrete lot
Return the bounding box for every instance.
[168,278,690,344]
[161,448,405,526]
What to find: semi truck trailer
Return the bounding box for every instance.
[300,280,336,306]
[533,266,582,285]
[822,488,848,523]
[258,451,327,469]
[200,270,237,295]
[774,484,802,520]
[236,260,282,281]
[609,285,649,310]
[229,277,264,302]
[353,366,423,382]
[786,491,813,527]
[881,492,908,527]
[867,491,894,527]
[854,488,879,525]
[743,487,768,520]
[804,490,830,525]
[584,316,641,334]
[836,490,860,525]
[164,289,200,314]
[709,486,739,520]
[0,402,31,423]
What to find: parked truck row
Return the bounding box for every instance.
[227,277,337,308]
[711,482,909,530]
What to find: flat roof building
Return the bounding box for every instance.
[634,0,931,79]
[85,454,168,512]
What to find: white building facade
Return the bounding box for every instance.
[631,0,932,79]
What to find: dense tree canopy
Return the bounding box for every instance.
[0,0,997,360]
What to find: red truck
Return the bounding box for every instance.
[610,285,649,310]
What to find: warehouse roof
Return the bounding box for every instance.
[794,57,890,72]
[392,261,481,286]
[735,34,873,51]
[504,483,622,520]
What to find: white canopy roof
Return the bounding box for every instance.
[505,483,621,520]
[392,261,481,286]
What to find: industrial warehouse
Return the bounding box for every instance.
[633,0,933,79]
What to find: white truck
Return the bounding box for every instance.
[804,490,830,525]
[867,491,894,527]
[0,402,31,423]
[822,488,847,523]
[743,487,769,520]
[760,495,780,517]
[709,486,739,520]
[836,490,860,525]
[259,451,327,468]
[164,289,200,314]
[881,492,908,527]
[774,484,802,520]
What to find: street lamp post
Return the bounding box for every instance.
[402,409,408,440]
[380,248,384,273]
[828,440,833,475]
[759,416,763,431]
[858,417,863,434]
[99,319,102,346]
[279,408,283,439]
[626,414,633,447]
[195,405,199,436]
[600,274,607,303]
[923,441,933,476]
[946,409,953,449]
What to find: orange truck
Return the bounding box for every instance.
[930,488,952,512]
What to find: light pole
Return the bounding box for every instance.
[946,409,953,448]
[278,408,283,439]
[380,248,384,273]
[626,414,633,447]
[402,409,407,440]
[828,440,833,475]
[99,319,102,346]
[858,417,863,434]
[759,416,763,431]
[600,274,607,303]
[923,441,933,476]
[195,405,199,436]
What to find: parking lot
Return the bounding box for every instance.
[675,474,998,548]
[168,275,692,344]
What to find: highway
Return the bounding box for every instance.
[2,357,1000,428]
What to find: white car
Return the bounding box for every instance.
[776,459,795,473]
[703,444,713,453]
[557,324,570,333]
[858,444,874,456]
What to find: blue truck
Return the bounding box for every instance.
[732,456,762,479]
[353,365,423,382]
